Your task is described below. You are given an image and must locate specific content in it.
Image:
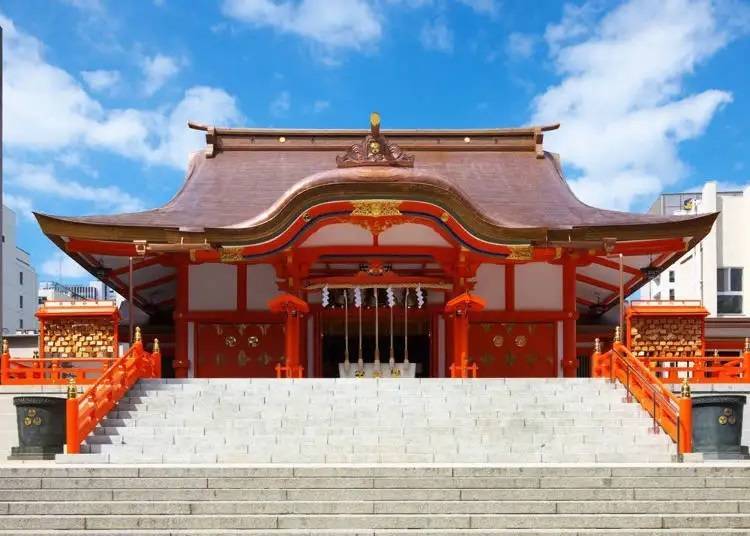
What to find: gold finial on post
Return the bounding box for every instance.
[2,339,8,354]
[614,326,621,344]
[680,378,691,399]
[594,338,602,354]
[153,338,160,353]
[370,111,381,137]
[745,338,750,352]
[67,377,78,399]
[714,349,720,358]
[134,326,142,343]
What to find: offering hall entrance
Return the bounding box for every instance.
[313,287,437,378]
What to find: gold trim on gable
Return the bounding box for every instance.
[350,200,402,217]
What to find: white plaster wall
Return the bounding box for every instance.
[247,264,283,310]
[188,264,237,311]
[301,224,372,246]
[473,264,505,310]
[379,223,450,247]
[515,263,562,310]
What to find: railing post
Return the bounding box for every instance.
[0,339,9,384]
[678,378,693,455]
[591,338,601,378]
[152,339,162,378]
[744,338,750,381]
[65,378,80,454]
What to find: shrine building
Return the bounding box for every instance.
[34,114,717,380]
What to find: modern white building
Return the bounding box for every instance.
[647,182,748,317]
[2,205,39,334]
[38,280,119,303]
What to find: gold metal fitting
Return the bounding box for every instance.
[680,378,691,399]
[135,326,142,343]
[2,339,8,354]
[67,377,78,400]
[594,338,602,354]
[153,338,160,353]
[614,326,621,343]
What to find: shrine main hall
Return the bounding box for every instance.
[35,114,716,380]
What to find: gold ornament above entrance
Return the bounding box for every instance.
[336,112,415,168]
[350,200,402,218]
[219,247,244,263]
[506,244,534,261]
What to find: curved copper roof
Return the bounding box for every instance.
[35,123,716,246]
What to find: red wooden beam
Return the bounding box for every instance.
[133,274,177,292]
[590,256,641,276]
[576,273,620,293]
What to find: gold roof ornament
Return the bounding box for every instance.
[350,200,402,218]
[336,112,415,168]
[506,244,534,261]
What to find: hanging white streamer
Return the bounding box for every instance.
[386,287,395,308]
[416,285,424,308]
[322,285,330,308]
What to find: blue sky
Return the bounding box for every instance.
[2,0,749,283]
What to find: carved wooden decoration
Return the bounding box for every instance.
[336,112,415,168]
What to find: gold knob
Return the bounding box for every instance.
[594,338,602,354]
[614,326,621,343]
[680,378,691,399]
[2,339,8,353]
[153,338,160,353]
[67,377,78,400]
[135,326,142,343]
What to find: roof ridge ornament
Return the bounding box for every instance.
[336,112,415,168]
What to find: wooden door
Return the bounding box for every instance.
[469,322,557,377]
[196,322,285,378]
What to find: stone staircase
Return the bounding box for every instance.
[2,464,750,534]
[59,378,676,464]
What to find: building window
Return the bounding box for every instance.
[19,295,23,309]
[669,289,675,301]
[19,271,23,285]
[718,267,743,314]
[669,271,675,283]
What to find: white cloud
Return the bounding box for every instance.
[41,252,89,280]
[1,14,243,169]
[3,194,35,222]
[221,0,381,49]
[270,90,291,117]
[7,161,145,213]
[420,19,453,53]
[458,0,498,15]
[141,53,181,96]
[313,99,330,113]
[531,0,744,210]
[80,69,120,92]
[506,32,535,60]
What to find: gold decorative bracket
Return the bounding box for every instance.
[350,200,402,217]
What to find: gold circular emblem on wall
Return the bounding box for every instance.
[32,417,42,426]
[492,335,504,348]
[390,368,402,377]
[515,335,528,348]
[719,415,728,425]
[27,409,37,417]
[729,416,737,425]
[225,336,238,348]
[724,408,733,416]
[248,336,259,348]
[23,417,32,426]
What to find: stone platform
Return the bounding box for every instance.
[57,378,675,464]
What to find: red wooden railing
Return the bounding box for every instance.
[65,329,161,454]
[592,330,692,455]
[1,354,116,385]
[450,354,478,378]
